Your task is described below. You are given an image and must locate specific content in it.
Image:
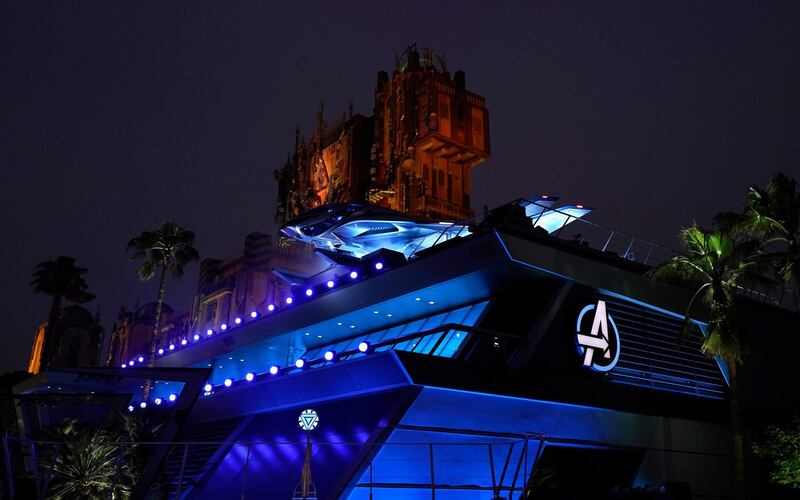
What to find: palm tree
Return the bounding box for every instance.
[40,417,140,499]
[127,223,198,392]
[716,172,800,307]
[649,225,772,500]
[31,256,95,370]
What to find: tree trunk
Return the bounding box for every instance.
[727,359,747,500]
[40,293,62,371]
[143,265,168,399]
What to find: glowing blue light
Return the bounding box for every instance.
[193,334,200,341]
[358,341,370,353]
[169,344,175,350]
[139,402,147,409]
[250,311,258,318]
[269,365,280,375]
[158,348,164,355]
[220,323,228,331]
[245,372,254,382]
[204,383,212,392]
[121,364,127,368]
[327,280,335,288]
[281,204,471,258]
[181,339,187,346]
[286,297,293,305]
[268,304,275,311]
[324,350,336,361]
[234,317,242,325]
[350,271,358,279]
[168,393,177,402]
[206,329,213,336]
[154,397,162,405]
[128,405,134,412]
[224,378,232,387]
[305,288,313,297]
[295,358,305,369]
[138,356,144,363]
[530,204,593,233]
[128,361,134,366]
[375,262,384,270]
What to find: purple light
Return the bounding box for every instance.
[169,344,175,350]
[168,393,177,402]
[128,361,134,366]
[193,334,200,341]
[267,304,275,311]
[295,358,305,369]
[220,323,228,331]
[269,365,279,375]
[245,372,254,382]
[375,262,384,270]
[250,311,258,318]
[138,356,144,363]
[181,339,187,346]
[358,341,370,353]
[158,348,164,355]
[305,288,313,297]
[121,364,127,368]
[286,297,294,305]
[324,350,336,362]
[204,383,213,392]
[224,378,232,387]
[326,280,335,288]
[207,329,213,336]
[234,317,242,325]
[350,271,358,279]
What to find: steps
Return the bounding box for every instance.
[158,416,248,499]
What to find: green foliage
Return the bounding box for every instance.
[753,416,800,489]
[648,225,772,361]
[31,256,94,304]
[126,222,199,282]
[38,416,141,499]
[716,171,800,287]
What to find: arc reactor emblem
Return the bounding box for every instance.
[576,300,620,373]
[298,409,319,431]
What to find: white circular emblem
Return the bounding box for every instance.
[576,300,621,373]
[298,408,319,431]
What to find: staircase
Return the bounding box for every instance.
[158,415,250,499]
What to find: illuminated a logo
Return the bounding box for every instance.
[576,300,620,372]
[298,409,319,431]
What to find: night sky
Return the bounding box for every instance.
[3,2,799,372]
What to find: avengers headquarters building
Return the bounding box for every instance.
[13,47,800,499]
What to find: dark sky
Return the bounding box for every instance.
[2,1,799,373]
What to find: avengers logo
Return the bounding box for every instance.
[576,300,620,373]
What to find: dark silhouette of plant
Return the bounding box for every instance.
[127,222,198,397]
[716,171,800,307]
[30,256,95,369]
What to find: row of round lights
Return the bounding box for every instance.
[122,263,386,368]
[200,341,373,396]
[127,392,178,412]
[129,340,377,410]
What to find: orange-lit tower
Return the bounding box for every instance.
[369,45,490,220]
[275,44,490,223]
